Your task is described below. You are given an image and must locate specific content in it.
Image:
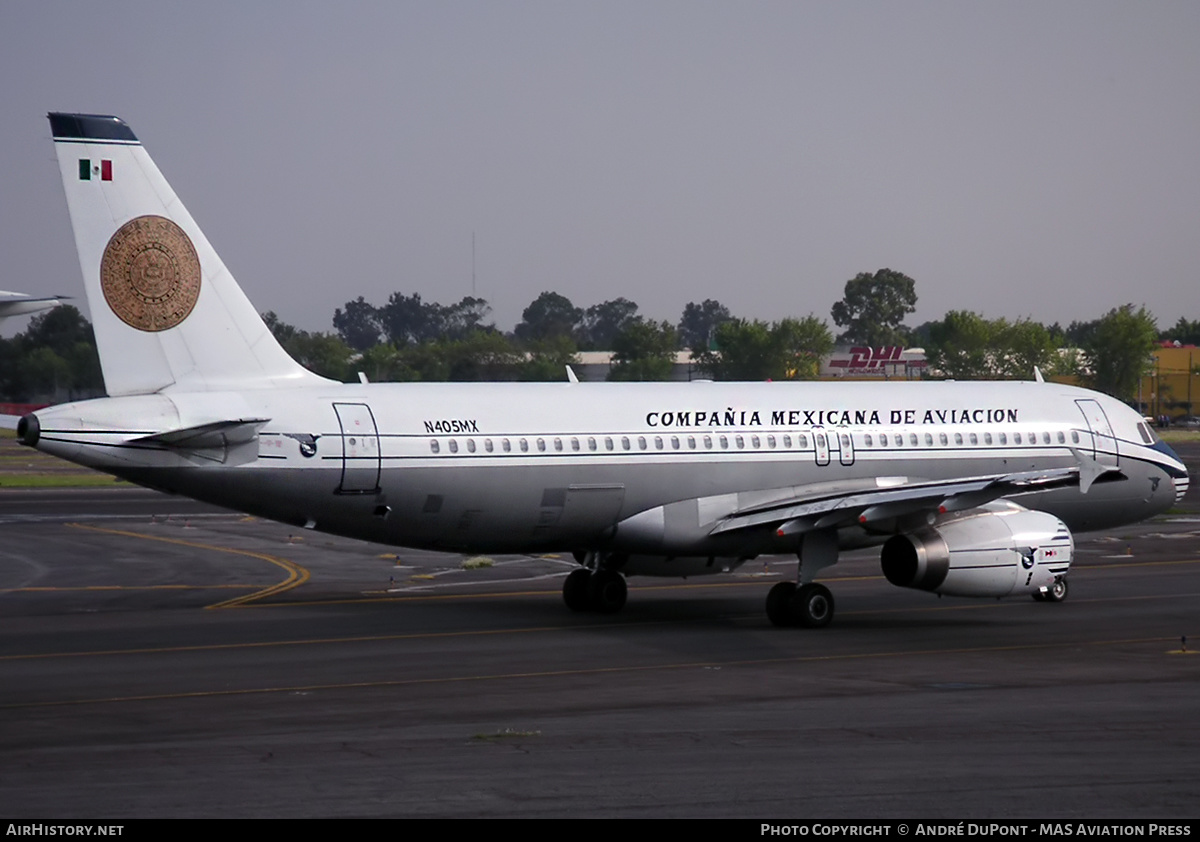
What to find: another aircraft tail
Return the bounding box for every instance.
[48,113,329,396]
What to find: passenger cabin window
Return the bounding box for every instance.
[672,436,681,450]
[654,436,664,450]
[864,434,873,447]
[571,438,580,452]
[924,433,933,446]
[719,435,729,449]
[783,434,792,448]
[939,433,949,446]
[751,435,761,448]
[466,439,476,453]
[954,433,963,445]
[621,436,631,450]
[1071,431,1080,444]
[704,435,713,449]
[970,433,978,445]
[554,438,563,451]
[797,434,807,448]
[430,439,440,453]
[638,436,647,450]
[1057,432,1065,444]
[998,433,1007,445]
[449,440,459,453]
[735,435,745,449]
[537,438,546,452]
[688,436,697,449]
[605,437,614,451]
[520,439,529,452]
[767,435,777,448]
[502,438,511,452]
[484,439,494,453]
[1013,433,1022,445]
[909,433,919,447]
[984,433,992,445]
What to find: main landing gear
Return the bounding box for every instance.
[767,530,840,629]
[562,567,628,614]
[765,581,835,628]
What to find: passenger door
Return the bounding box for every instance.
[1075,399,1119,469]
[333,402,381,493]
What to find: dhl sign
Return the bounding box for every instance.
[825,346,927,376]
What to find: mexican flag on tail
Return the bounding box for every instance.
[78,159,112,181]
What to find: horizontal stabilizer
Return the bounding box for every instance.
[130,418,269,450]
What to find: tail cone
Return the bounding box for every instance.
[16,413,39,447]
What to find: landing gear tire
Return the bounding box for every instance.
[794,583,835,629]
[1032,577,1068,603]
[563,568,592,612]
[588,570,627,614]
[766,582,835,628]
[766,582,798,627]
[1045,577,1068,603]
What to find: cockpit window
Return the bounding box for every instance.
[1136,421,1159,445]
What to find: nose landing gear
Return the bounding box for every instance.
[1032,576,1069,603]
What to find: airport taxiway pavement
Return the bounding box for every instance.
[0,446,1197,818]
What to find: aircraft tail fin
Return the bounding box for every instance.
[48,113,330,396]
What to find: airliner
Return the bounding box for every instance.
[11,113,1189,627]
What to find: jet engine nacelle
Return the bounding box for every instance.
[880,503,1073,598]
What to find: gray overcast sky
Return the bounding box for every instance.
[2,1,1198,337]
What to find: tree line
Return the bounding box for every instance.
[0,305,102,403]
[2,268,1195,403]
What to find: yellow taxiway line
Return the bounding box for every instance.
[66,522,309,608]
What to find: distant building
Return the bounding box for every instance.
[821,346,927,380]
[1139,344,1198,420]
[571,346,929,382]
[572,351,699,382]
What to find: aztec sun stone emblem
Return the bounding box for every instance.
[100,215,201,332]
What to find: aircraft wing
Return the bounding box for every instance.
[0,292,67,320]
[710,463,1119,539]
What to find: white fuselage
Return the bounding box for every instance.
[26,378,1188,565]
[27,111,1190,622]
